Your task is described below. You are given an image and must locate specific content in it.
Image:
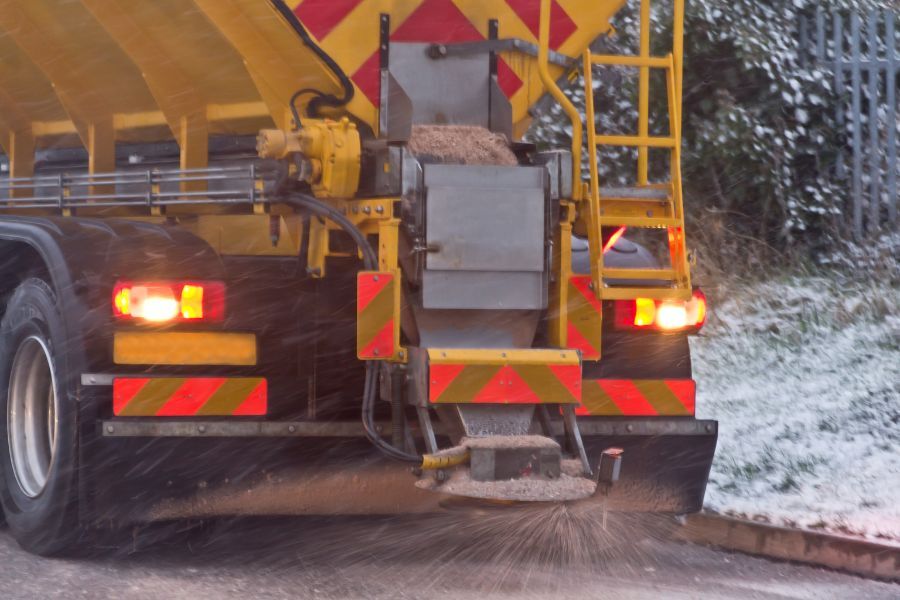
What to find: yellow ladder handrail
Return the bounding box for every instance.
[583,48,691,300]
[536,0,691,301]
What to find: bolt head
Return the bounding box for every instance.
[288,425,297,433]
[626,424,634,432]
[106,425,115,434]
[198,425,207,433]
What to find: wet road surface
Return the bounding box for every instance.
[0,513,896,599]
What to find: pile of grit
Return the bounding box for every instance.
[407,124,517,166]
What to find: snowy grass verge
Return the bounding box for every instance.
[692,275,900,541]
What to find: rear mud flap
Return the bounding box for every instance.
[581,430,717,513]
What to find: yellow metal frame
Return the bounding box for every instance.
[427,348,579,367]
[583,45,691,301]
[538,0,693,354]
[539,0,691,302]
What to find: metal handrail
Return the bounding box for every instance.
[0,165,270,210]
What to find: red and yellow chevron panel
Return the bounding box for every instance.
[357,271,401,360]
[577,379,696,416]
[288,0,624,138]
[427,348,581,404]
[566,275,602,360]
[113,377,267,417]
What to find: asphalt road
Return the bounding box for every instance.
[0,513,896,599]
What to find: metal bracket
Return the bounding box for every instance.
[562,404,591,476]
[427,38,574,68]
[416,406,439,454]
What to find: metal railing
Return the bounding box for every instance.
[801,8,899,238]
[0,165,268,211]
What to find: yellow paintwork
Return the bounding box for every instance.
[0,0,625,176]
[258,118,361,198]
[183,215,303,256]
[427,348,579,367]
[547,200,575,349]
[536,0,582,201]
[113,332,258,366]
[284,0,625,139]
[573,0,692,303]
[303,197,396,277]
[356,270,404,362]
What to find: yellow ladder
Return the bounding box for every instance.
[583,49,691,302]
[535,0,690,302]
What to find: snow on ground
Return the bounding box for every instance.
[691,275,900,540]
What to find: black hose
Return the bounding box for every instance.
[269,1,355,117]
[288,88,320,129]
[279,193,421,463]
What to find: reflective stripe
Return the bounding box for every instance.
[113,378,267,416]
[357,272,398,359]
[429,362,581,404]
[576,379,696,416]
[566,275,602,359]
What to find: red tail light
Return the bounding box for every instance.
[113,281,225,323]
[613,289,707,333]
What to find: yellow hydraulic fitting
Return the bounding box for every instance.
[420,450,470,470]
[257,117,361,198]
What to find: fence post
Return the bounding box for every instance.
[867,10,882,236]
[815,7,826,61]
[850,13,864,241]
[886,11,898,227]
[833,11,846,181]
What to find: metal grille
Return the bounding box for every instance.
[801,8,899,239]
[0,165,266,211]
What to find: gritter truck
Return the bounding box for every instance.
[0,0,716,554]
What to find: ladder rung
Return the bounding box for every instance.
[598,287,692,301]
[590,54,671,69]
[598,216,681,228]
[602,268,676,280]
[595,135,676,148]
[599,186,670,200]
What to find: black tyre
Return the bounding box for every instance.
[0,278,81,555]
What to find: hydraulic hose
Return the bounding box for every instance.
[269,1,355,117]
[279,193,421,464]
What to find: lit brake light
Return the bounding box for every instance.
[613,289,707,333]
[113,281,225,323]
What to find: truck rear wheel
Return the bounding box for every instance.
[0,278,81,555]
